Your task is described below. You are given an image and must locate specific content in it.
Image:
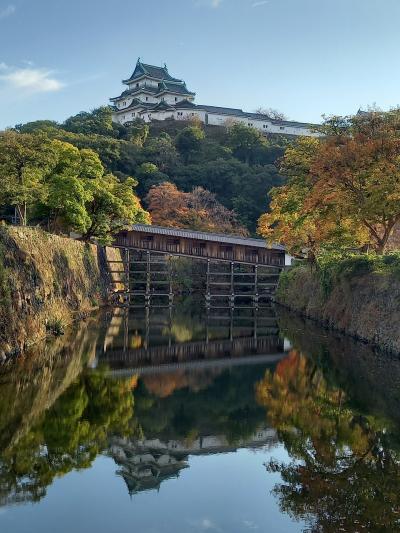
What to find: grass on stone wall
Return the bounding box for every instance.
[278,251,400,301]
[317,252,400,297]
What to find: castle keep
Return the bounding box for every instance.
[111,59,318,137]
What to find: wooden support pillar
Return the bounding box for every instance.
[144,305,150,349]
[168,254,174,307]
[168,303,172,348]
[205,259,211,308]
[123,306,129,354]
[206,305,210,343]
[229,305,234,341]
[230,261,235,308]
[254,264,259,310]
[145,251,151,307]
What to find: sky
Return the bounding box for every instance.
[1,0,400,129]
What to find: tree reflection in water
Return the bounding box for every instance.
[256,313,400,532]
[1,303,400,531]
[0,368,136,505]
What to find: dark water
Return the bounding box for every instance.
[0,298,400,532]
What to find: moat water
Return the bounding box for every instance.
[0,298,399,532]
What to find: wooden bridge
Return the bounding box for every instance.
[114,224,288,267]
[109,224,288,306]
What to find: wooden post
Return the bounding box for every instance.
[145,251,151,307]
[230,261,235,308]
[206,259,211,308]
[254,264,259,310]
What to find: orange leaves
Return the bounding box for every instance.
[146,181,248,235]
[259,111,400,255]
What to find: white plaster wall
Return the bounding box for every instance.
[112,101,319,137]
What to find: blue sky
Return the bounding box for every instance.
[1,0,400,129]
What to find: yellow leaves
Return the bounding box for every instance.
[259,112,400,254]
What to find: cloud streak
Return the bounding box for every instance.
[252,0,269,7]
[0,4,16,20]
[0,65,64,93]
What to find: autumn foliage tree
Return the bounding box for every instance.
[259,110,400,255]
[146,181,248,235]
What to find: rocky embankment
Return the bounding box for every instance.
[0,225,123,357]
[276,263,400,354]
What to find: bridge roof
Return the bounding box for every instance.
[130,224,285,251]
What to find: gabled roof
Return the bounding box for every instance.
[129,224,285,251]
[123,59,183,84]
[175,99,198,109]
[110,86,160,101]
[151,100,176,111]
[157,81,195,96]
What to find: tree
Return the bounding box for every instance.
[63,106,116,137]
[0,131,57,225]
[81,174,150,244]
[15,120,60,134]
[259,111,400,256]
[310,111,400,253]
[146,181,247,235]
[175,125,205,164]
[143,133,178,172]
[254,107,287,121]
[145,181,190,228]
[227,123,268,165]
[45,141,94,233]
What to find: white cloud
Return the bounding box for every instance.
[0,62,8,70]
[252,0,269,6]
[0,4,16,20]
[211,0,222,7]
[0,67,64,93]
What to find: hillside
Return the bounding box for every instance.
[14,107,293,234]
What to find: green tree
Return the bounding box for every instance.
[82,174,150,244]
[0,131,57,225]
[44,142,101,233]
[227,123,268,165]
[63,106,116,137]
[175,125,205,164]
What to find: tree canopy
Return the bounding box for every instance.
[0,130,149,243]
[146,181,248,235]
[3,106,292,235]
[259,110,400,255]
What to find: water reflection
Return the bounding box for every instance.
[0,301,399,532]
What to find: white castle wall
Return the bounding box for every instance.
[112,106,317,137]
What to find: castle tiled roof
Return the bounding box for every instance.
[197,105,246,117]
[123,59,183,84]
[151,101,176,111]
[175,99,197,109]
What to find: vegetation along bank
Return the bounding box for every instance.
[276,254,400,354]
